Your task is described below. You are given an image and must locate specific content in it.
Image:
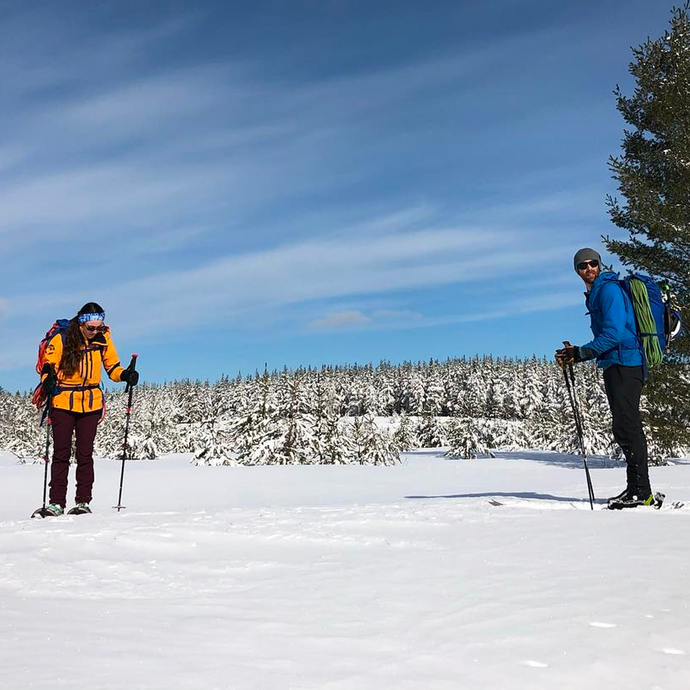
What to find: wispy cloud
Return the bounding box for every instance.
[424,291,585,328]
[305,287,582,335]
[309,311,372,331]
[0,1,630,387]
[308,308,424,332]
[0,191,586,374]
[2,213,568,327]
[93,225,556,330]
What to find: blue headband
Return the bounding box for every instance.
[78,312,105,323]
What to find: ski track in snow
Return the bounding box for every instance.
[1,450,689,689]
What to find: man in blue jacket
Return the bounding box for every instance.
[556,248,654,508]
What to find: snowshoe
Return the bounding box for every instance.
[651,492,665,509]
[31,504,64,518]
[67,503,92,515]
[607,492,664,510]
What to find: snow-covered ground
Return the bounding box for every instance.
[1,449,689,690]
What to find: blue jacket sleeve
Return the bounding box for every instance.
[580,282,628,355]
[576,346,597,362]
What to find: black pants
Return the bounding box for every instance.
[603,365,650,497]
[49,408,101,507]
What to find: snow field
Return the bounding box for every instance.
[1,450,689,689]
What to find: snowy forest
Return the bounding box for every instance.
[1,356,688,465]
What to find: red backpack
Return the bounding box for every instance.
[30,319,71,409]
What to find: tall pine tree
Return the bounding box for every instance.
[604,3,690,456]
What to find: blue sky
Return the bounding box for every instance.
[0,0,674,391]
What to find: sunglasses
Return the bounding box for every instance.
[577,260,599,270]
[83,325,106,333]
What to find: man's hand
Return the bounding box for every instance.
[555,342,579,369]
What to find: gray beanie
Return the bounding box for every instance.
[573,247,602,272]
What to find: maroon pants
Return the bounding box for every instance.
[49,408,101,507]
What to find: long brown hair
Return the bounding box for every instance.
[59,302,105,377]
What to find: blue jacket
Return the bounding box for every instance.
[580,271,643,369]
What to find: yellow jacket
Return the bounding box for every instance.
[43,328,125,413]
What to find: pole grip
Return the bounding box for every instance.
[124,354,138,394]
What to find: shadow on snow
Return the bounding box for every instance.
[405,490,606,505]
[403,448,619,505]
[404,448,623,471]
[491,450,623,470]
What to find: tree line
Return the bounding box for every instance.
[2,356,688,465]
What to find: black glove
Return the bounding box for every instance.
[555,344,580,369]
[120,367,139,387]
[42,368,58,397]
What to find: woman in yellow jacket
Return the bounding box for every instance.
[40,302,139,516]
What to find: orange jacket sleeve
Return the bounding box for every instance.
[102,330,126,382]
[42,334,63,379]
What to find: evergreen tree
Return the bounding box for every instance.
[604,3,690,454]
[392,412,416,452]
[317,411,351,464]
[193,417,234,466]
[414,410,445,448]
[348,414,399,466]
[271,373,315,465]
[3,393,43,462]
[2,353,687,463]
[445,416,492,459]
[228,368,276,465]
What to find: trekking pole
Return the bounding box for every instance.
[31,394,53,519]
[561,342,595,510]
[114,354,138,512]
[564,366,596,510]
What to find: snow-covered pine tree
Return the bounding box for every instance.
[413,362,446,448]
[414,410,445,448]
[392,412,416,452]
[193,416,235,466]
[2,354,687,462]
[269,373,316,465]
[227,368,277,465]
[445,416,493,459]
[317,410,351,464]
[376,361,398,415]
[3,393,44,462]
[544,373,584,456]
[348,413,399,466]
[309,371,351,464]
[191,377,236,465]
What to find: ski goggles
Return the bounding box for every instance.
[576,260,599,270]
